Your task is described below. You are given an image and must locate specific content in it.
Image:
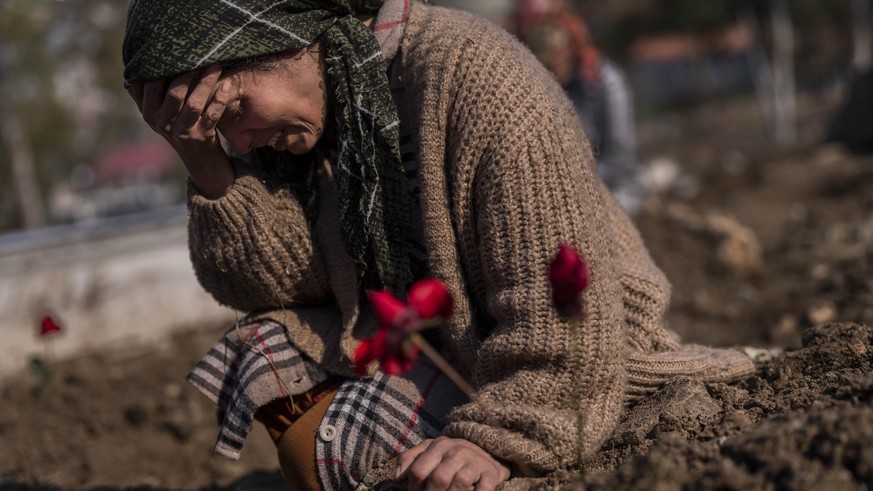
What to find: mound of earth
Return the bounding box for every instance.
[581,322,873,491]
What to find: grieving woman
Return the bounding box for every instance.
[122,1,755,489]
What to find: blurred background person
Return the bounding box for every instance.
[517,0,646,215]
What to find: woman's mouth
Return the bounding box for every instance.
[266,129,283,148]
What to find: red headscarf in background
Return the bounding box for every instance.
[515,0,601,84]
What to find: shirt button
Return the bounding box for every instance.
[319,424,338,442]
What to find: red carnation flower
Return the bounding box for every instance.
[354,278,454,375]
[548,244,590,318]
[39,314,63,337]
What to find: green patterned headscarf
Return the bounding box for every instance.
[123,0,412,295]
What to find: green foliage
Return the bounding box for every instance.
[0,0,145,231]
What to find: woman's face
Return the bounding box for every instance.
[216,48,329,155]
[528,27,574,88]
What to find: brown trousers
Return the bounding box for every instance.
[273,388,338,491]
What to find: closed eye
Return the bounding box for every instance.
[226,99,244,123]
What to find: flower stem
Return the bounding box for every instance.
[409,332,477,401]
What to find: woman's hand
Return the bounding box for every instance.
[126,65,235,199]
[396,437,511,491]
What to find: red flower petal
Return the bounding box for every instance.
[380,356,406,376]
[548,244,590,313]
[380,342,420,376]
[39,314,63,337]
[353,339,376,374]
[357,282,452,378]
[367,290,407,327]
[354,328,391,374]
[370,328,390,358]
[407,278,454,321]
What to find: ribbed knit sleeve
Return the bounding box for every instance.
[408,11,627,472]
[443,130,626,472]
[186,159,332,312]
[599,181,679,353]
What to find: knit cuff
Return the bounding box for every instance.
[186,170,331,312]
[625,346,755,402]
[442,401,578,474]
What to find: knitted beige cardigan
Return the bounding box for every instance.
[186,2,753,473]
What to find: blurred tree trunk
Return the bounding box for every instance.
[740,9,774,132]
[852,0,872,73]
[770,0,796,144]
[3,118,46,229]
[740,3,797,145]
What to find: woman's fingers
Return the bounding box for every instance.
[396,437,511,491]
[424,457,468,491]
[200,79,232,132]
[474,466,510,491]
[396,439,433,480]
[172,65,222,133]
[154,71,198,132]
[141,78,167,126]
[135,65,227,143]
[126,68,233,198]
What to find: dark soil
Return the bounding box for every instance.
[582,322,873,491]
[2,95,872,490]
[0,328,283,490]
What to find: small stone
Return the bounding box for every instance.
[807,302,837,325]
[809,263,830,281]
[849,340,868,356]
[164,383,182,399]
